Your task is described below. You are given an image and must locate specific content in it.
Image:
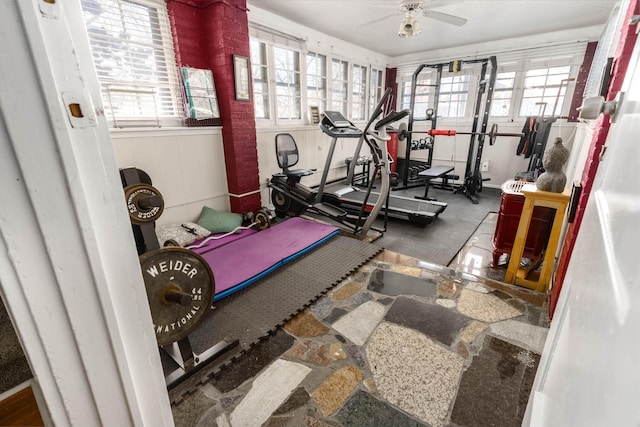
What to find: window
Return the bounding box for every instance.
[273,46,301,120]
[250,27,383,124]
[250,40,270,119]
[306,52,327,112]
[81,0,181,126]
[520,66,571,117]
[438,75,469,118]
[403,79,433,120]
[351,64,368,120]
[490,72,516,117]
[331,59,349,115]
[369,68,384,113]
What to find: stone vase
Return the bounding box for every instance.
[536,137,569,193]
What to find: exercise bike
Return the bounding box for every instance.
[269,88,407,238]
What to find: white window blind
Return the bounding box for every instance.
[81,0,182,127]
[249,23,306,51]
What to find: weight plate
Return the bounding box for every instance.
[139,247,215,346]
[124,184,164,224]
[489,123,498,146]
[254,208,271,230]
[398,122,408,142]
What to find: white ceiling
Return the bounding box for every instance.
[246,0,618,58]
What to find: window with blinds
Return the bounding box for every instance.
[81,0,182,127]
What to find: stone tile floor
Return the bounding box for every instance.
[171,214,550,427]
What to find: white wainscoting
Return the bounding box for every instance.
[110,127,229,224]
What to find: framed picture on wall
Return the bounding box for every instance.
[233,54,251,101]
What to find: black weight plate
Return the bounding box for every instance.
[124,184,164,224]
[139,247,215,346]
[254,209,271,230]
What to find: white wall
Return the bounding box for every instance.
[256,126,363,203]
[111,127,229,224]
[107,8,599,219]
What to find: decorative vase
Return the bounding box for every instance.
[536,137,569,193]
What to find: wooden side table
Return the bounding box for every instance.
[504,184,571,292]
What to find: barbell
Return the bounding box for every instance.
[397,123,523,146]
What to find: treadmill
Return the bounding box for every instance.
[319,111,447,227]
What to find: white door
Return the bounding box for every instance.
[522,33,640,426]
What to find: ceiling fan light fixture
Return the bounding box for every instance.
[398,20,409,37]
[411,19,422,36]
[398,11,421,38]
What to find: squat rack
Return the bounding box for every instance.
[396,56,498,204]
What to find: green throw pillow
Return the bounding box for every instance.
[197,206,243,234]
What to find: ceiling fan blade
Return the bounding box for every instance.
[423,0,464,8]
[372,3,399,8]
[423,9,467,26]
[356,12,401,29]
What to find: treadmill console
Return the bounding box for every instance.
[320,111,362,138]
[323,111,351,128]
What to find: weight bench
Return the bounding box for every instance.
[414,165,455,201]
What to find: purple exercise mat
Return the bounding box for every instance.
[194,217,339,296]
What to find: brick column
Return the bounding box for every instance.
[168,0,261,214]
[385,67,398,112]
[567,42,597,122]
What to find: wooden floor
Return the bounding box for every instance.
[0,385,44,426]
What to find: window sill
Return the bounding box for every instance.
[109,126,223,138]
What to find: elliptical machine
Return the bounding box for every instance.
[269,88,407,238]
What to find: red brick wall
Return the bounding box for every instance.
[385,67,398,113]
[567,42,597,122]
[167,0,261,214]
[550,0,639,318]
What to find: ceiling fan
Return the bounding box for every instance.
[363,0,467,38]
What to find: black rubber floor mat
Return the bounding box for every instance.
[166,235,382,401]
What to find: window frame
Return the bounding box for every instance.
[81,0,183,128]
[306,51,328,115]
[518,65,573,118]
[250,39,271,121]
[350,63,368,121]
[250,29,384,126]
[397,62,577,123]
[272,45,302,121]
[330,58,349,117]
[369,68,385,115]
[490,71,516,118]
